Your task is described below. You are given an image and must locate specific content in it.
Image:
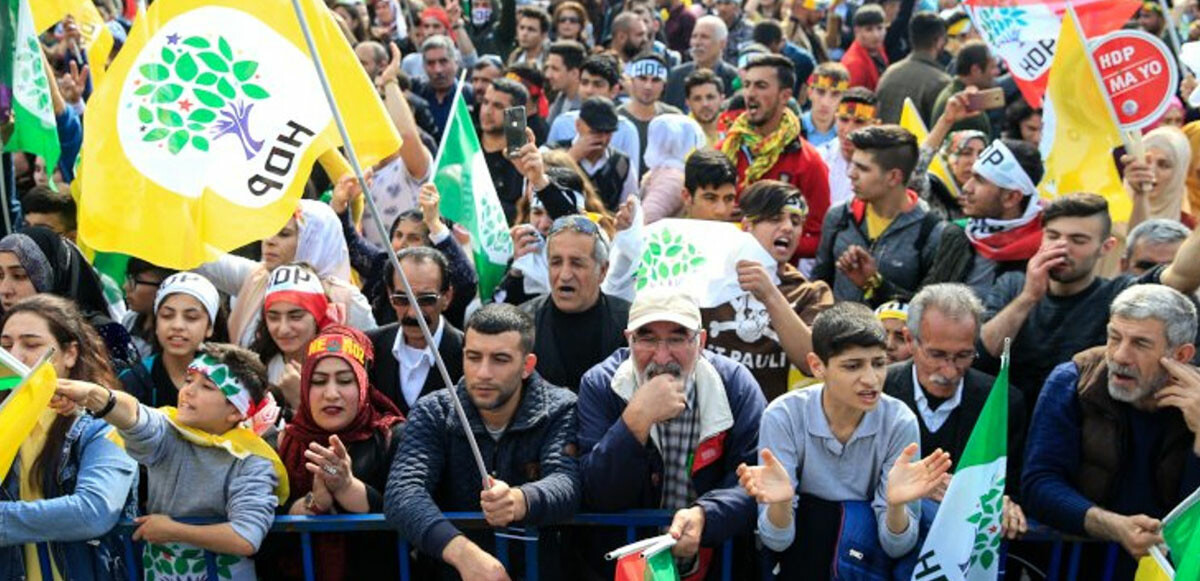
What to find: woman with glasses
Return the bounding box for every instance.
[552,1,591,46]
[0,295,137,580]
[0,226,140,369]
[119,272,226,408]
[195,199,376,348]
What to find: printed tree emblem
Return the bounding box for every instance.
[143,542,239,580]
[477,196,513,257]
[15,36,51,114]
[635,228,705,291]
[133,33,270,157]
[964,476,1005,571]
[978,7,1028,47]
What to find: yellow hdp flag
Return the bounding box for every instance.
[1037,8,1130,221]
[78,0,401,269]
[899,97,960,198]
[0,353,59,478]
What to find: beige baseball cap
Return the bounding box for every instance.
[626,287,702,332]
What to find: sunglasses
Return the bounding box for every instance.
[389,293,441,307]
[558,16,581,23]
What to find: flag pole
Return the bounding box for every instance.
[0,154,12,236]
[288,0,490,487]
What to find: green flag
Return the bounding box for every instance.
[1164,485,1200,580]
[432,88,512,301]
[2,0,60,170]
[911,344,1010,580]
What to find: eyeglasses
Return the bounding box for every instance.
[631,333,697,351]
[125,275,162,289]
[389,292,441,307]
[918,342,977,367]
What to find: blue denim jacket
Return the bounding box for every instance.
[0,414,137,580]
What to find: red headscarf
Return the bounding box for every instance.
[277,325,403,580]
[420,6,453,37]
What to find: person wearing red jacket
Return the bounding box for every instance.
[840,4,889,90]
[719,54,830,260]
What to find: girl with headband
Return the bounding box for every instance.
[0,295,136,581]
[56,343,288,581]
[195,199,375,348]
[120,272,223,408]
[251,264,343,415]
[264,325,404,580]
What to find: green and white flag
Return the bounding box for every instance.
[432,88,511,301]
[911,343,1010,581]
[2,0,61,171]
[1163,484,1200,580]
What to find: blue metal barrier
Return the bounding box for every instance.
[116,512,1122,580]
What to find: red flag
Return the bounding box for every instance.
[963,0,1140,107]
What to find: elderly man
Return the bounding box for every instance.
[578,287,766,579]
[882,284,1027,518]
[1022,284,1200,579]
[385,304,579,580]
[1122,219,1191,275]
[521,215,630,391]
[663,15,739,110]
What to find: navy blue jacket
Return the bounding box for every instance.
[384,373,580,560]
[577,349,765,546]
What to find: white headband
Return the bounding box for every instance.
[155,272,220,324]
[972,140,1038,197]
[625,59,668,80]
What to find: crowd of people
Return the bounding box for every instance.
[5,0,1200,579]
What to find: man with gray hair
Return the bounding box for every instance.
[1122,219,1191,275]
[415,35,471,143]
[1023,284,1200,578]
[520,215,630,390]
[882,283,1028,534]
[663,15,739,110]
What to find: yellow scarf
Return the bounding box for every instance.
[19,410,61,581]
[160,407,290,504]
[721,108,801,188]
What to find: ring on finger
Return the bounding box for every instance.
[322,464,338,476]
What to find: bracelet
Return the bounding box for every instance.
[89,388,117,420]
[305,492,329,515]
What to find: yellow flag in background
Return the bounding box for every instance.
[30,0,116,88]
[79,0,401,269]
[1038,8,1130,221]
[899,97,960,198]
[0,354,59,478]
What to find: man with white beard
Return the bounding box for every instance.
[1022,284,1200,579]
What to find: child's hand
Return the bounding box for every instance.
[132,514,179,544]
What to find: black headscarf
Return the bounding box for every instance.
[14,226,113,320]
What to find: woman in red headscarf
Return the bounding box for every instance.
[268,325,405,580]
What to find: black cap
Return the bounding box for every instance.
[578,96,618,133]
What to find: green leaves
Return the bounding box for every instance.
[156,107,183,128]
[152,83,183,104]
[139,63,170,81]
[183,36,210,49]
[168,130,190,154]
[242,83,269,99]
[188,108,216,123]
[143,128,170,142]
[175,52,198,82]
[193,88,225,109]
[161,47,176,64]
[199,51,229,72]
[218,37,234,61]
[217,77,236,100]
[195,72,218,86]
[191,136,210,151]
[138,106,153,124]
[134,84,155,96]
[233,60,258,82]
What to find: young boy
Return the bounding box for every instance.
[736,303,950,576]
[681,149,739,222]
[57,343,285,581]
[801,63,850,148]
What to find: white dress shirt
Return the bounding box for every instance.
[392,317,446,408]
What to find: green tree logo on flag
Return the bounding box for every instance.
[14,36,50,116]
[475,190,513,263]
[133,34,269,157]
[635,228,705,290]
[965,474,1005,570]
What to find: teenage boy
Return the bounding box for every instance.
[681,149,739,222]
[801,63,850,147]
[56,343,283,580]
[737,302,951,576]
[703,180,833,401]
